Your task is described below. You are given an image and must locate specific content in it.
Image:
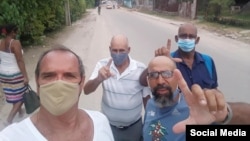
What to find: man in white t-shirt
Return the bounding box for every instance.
[0,46,114,141]
[84,34,151,141]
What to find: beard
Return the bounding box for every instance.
[152,84,174,108]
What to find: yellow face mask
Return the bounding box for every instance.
[39,80,79,116]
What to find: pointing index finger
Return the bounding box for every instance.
[166,39,171,51]
[173,69,192,105]
[106,59,113,67]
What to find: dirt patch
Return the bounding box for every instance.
[21,11,93,78]
[194,21,250,44]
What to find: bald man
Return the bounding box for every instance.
[143,56,229,141]
[171,23,218,89]
[84,34,151,141]
[140,23,218,90]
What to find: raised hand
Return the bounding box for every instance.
[97,59,113,82]
[155,39,172,57]
[172,69,228,133]
[155,39,182,62]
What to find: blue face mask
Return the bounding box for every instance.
[177,39,196,52]
[111,52,128,66]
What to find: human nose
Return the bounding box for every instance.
[54,75,65,81]
[156,74,166,84]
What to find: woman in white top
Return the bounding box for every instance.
[0,24,29,125]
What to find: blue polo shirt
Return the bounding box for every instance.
[143,90,188,141]
[171,50,218,89]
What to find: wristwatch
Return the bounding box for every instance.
[221,103,233,125]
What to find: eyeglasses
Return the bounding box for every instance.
[178,33,197,39]
[147,70,173,79]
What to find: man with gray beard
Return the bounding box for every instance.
[151,84,174,108]
[143,56,230,141]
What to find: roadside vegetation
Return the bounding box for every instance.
[0,0,95,46]
[137,0,250,44]
[198,0,250,28]
[0,0,249,46]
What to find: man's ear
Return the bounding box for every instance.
[80,76,85,87]
[195,37,200,44]
[146,76,151,90]
[175,35,178,43]
[128,46,131,53]
[79,76,85,96]
[35,76,40,96]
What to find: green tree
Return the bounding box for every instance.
[0,0,89,45]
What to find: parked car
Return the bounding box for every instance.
[101,0,107,4]
[106,1,113,9]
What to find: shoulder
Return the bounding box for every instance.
[0,117,42,140]
[196,52,213,59]
[0,118,30,137]
[130,57,146,69]
[83,109,109,122]
[11,39,21,46]
[146,98,155,108]
[201,53,215,64]
[10,39,22,51]
[170,50,178,57]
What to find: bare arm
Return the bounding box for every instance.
[83,77,103,95]
[12,40,29,85]
[84,59,113,95]
[227,102,250,124]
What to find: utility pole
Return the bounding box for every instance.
[65,0,71,26]
[191,0,197,19]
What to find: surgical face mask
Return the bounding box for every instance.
[39,80,79,116]
[177,39,196,52]
[111,52,128,66]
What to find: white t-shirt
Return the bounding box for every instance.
[0,110,114,141]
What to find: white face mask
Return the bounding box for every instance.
[39,80,79,116]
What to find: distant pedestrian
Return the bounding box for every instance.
[98,4,101,15]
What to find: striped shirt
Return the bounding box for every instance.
[89,56,151,127]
